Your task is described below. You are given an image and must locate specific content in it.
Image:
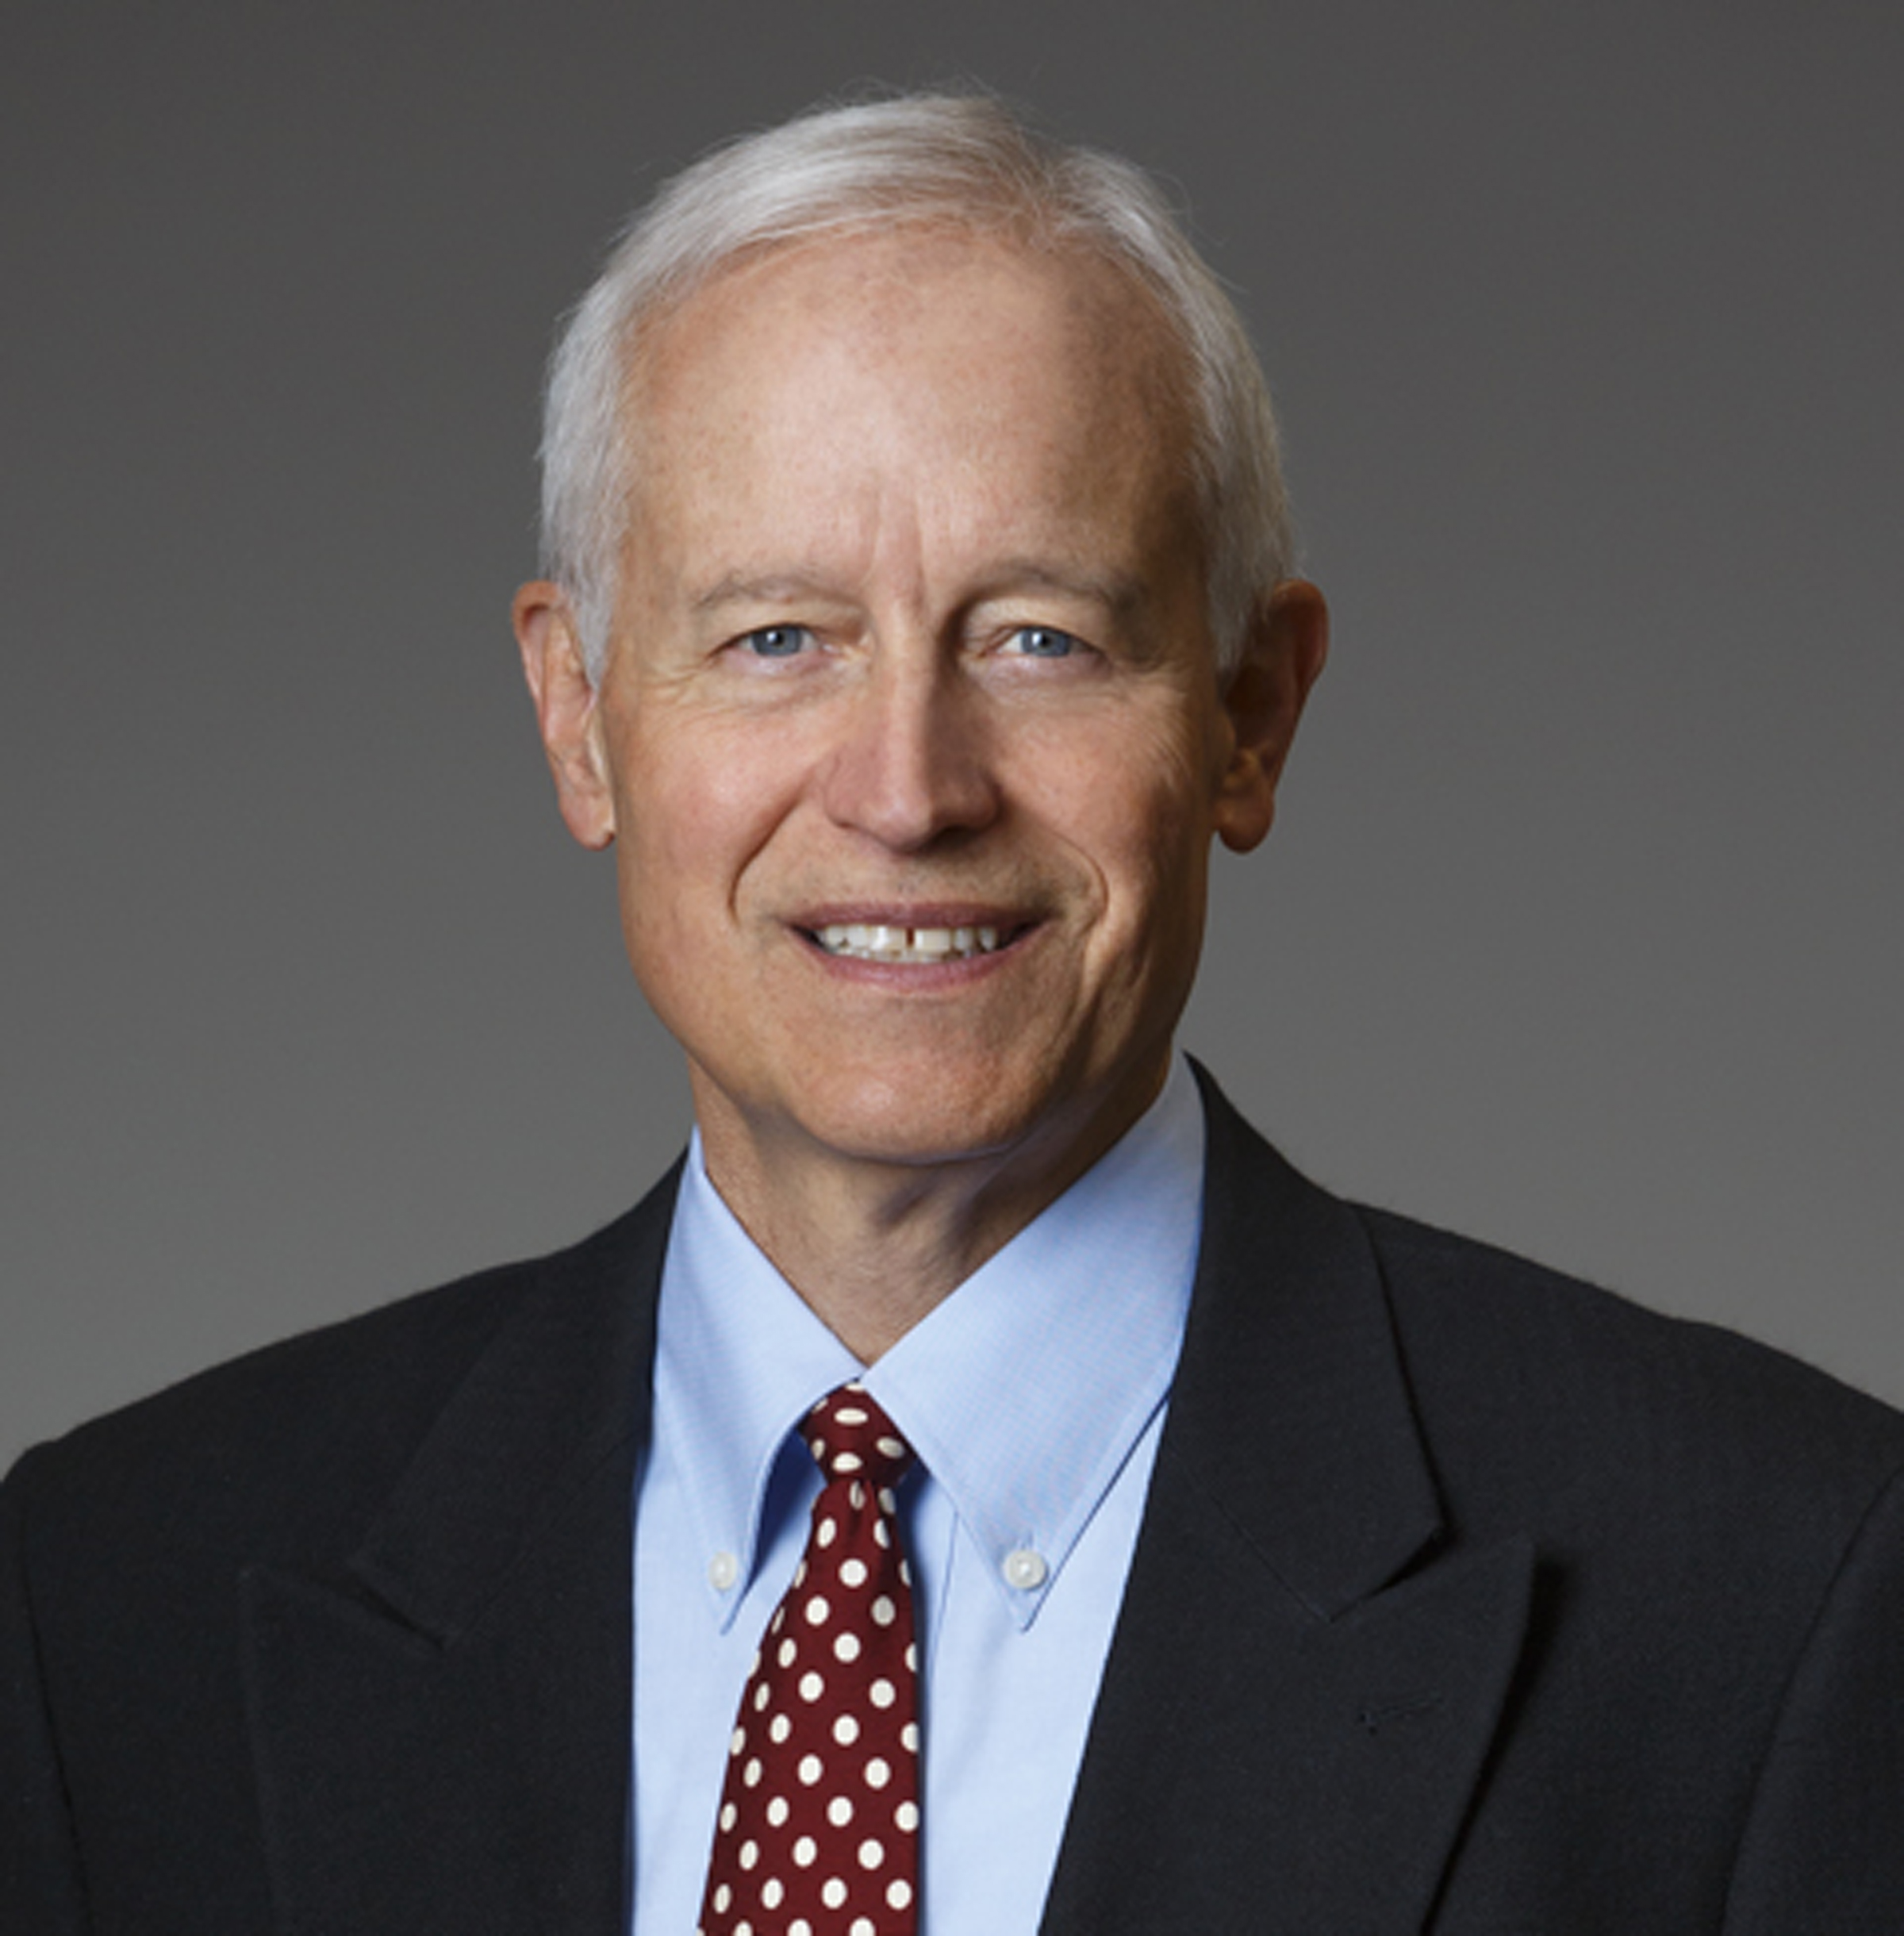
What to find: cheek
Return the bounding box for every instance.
[1038,711,1218,924]
[612,723,807,947]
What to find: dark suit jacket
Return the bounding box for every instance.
[6,1075,1903,1933]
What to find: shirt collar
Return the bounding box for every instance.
[653,1054,1204,1632]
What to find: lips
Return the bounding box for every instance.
[810,920,1008,963]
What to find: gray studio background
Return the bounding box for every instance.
[5,1,1900,1461]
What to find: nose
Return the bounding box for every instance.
[817,648,1000,851]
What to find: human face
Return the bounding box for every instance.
[521,230,1319,1204]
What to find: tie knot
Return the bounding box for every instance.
[803,1383,914,1488]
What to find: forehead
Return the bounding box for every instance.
[631,221,1185,399]
[616,227,1197,561]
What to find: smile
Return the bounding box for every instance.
[811,922,1008,963]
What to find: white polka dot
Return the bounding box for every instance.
[872,1520,890,1548]
[871,1596,896,1627]
[904,1642,917,1673]
[793,1834,817,1868]
[799,1670,825,1702]
[769,1714,792,1744]
[712,1883,731,1914]
[851,1920,876,1936]
[901,1722,919,1754]
[832,1713,860,1746]
[835,1405,868,1426]
[897,1558,912,1587]
[753,1682,771,1711]
[805,1594,831,1626]
[858,1838,885,1870]
[834,1451,863,1473]
[849,1481,866,1510]
[887,1878,913,1911]
[879,1488,897,1515]
[719,1801,737,1832]
[869,1678,896,1708]
[789,1923,812,1936]
[729,1726,746,1755]
[827,1794,854,1827]
[839,1558,868,1588]
[742,1757,762,1788]
[895,1799,919,1832]
[876,1435,905,1459]
[777,1637,797,1668]
[865,1756,891,1789]
[766,1796,790,1827]
[834,1631,862,1664]
[762,1876,785,1910]
[736,1921,752,1936]
[798,1753,824,1785]
[816,1517,837,1547]
[738,1839,758,1870]
[823,1878,849,1909]
[794,1559,809,1588]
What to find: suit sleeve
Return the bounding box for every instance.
[1724,1460,1904,1934]
[0,1458,91,1933]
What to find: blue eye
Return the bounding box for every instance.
[739,624,812,658]
[1008,625,1080,659]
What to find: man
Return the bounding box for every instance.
[4,94,1901,1934]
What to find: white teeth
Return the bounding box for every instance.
[813,922,1006,962]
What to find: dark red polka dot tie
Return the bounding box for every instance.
[699,1383,921,1936]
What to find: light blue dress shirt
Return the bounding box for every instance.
[630,1055,1204,1935]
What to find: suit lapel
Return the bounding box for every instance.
[1042,1074,1534,1933]
[235,1077,1530,1931]
[240,1171,678,1936]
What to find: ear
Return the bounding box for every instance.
[513,581,617,850]
[1211,578,1329,854]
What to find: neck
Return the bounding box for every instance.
[690,1066,1168,1362]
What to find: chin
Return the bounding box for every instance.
[791,1066,1058,1171]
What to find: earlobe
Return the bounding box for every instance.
[512,581,617,850]
[1212,578,1329,855]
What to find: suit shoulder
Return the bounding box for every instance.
[1356,1202,1904,1534]
[4,1200,660,1559]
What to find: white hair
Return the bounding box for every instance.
[538,93,1293,680]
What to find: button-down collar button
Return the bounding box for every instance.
[708,1550,739,1592]
[1002,1547,1048,1591]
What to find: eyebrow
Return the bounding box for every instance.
[690,562,1152,618]
[691,573,847,615]
[975,559,1152,621]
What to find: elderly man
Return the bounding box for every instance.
[5,94,1902,1935]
